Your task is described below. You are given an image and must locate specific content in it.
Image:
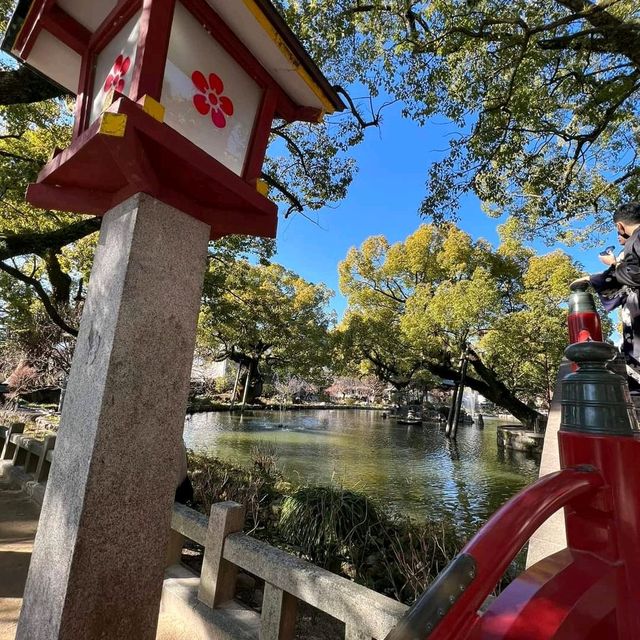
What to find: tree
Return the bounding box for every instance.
[198,259,335,402]
[278,0,640,242]
[0,268,78,396]
[273,375,319,404]
[4,0,640,322]
[336,223,582,426]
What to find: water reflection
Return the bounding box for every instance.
[184,409,540,535]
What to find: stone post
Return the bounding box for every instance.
[1,422,24,460]
[16,194,210,640]
[261,583,298,640]
[198,501,245,607]
[34,434,56,482]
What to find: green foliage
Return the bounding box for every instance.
[337,223,582,412]
[188,452,464,603]
[280,0,640,242]
[199,258,335,384]
[280,486,382,567]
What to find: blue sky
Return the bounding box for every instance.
[273,102,612,320]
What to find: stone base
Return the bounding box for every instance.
[160,565,259,640]
[0,462,46,506]
[497,426,545,455]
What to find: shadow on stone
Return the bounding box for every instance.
[0,551,31,598]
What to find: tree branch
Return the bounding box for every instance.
[333,85,382,129]
[0,66,68,105]
[260,171,304,217]
[0,217,102,261]
[0,260,78,337]
[553,0,640,68]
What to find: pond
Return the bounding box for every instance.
[183,409,540,535]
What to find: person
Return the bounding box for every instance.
[572,202,640,390]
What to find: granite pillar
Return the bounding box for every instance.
[16,194,210,639]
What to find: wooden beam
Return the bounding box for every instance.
[41,5,91,55]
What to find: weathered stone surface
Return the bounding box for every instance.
[224,531,407,639]
[199,502,245,607]
[15,194,210,640]
[161,565,260,640]
[526,361,572,567]
[496,426,544,454]
[260,583,297,640]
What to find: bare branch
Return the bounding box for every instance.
[260,171,304,217]
[333,85,382,129]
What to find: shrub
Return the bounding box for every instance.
[187,455,469,605]
[279,486,383,570]
[188,449,284,535]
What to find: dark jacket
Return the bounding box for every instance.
[614,227,640,289]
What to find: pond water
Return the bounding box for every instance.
[183,409,540,535]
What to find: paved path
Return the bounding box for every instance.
[0,490,39,640]
[0,486,191,640]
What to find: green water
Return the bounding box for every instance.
[184,409,540,534]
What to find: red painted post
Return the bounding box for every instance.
[567,283,603,344]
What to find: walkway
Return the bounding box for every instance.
[0,489,38,640]
[0,486,192,640]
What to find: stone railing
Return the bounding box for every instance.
[169,501,408,640]
[0,422,56,484]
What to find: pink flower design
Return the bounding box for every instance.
[192,71,234,129]
[104,54,131,93]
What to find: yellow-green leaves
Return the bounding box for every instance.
[199,259,335,381]
[338,222,585,405]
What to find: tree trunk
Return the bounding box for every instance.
[427,356,543,429]
[240,362,253,411]
[229,363,242,410]
[474,382,541,428]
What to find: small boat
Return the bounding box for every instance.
[397,411,422,425]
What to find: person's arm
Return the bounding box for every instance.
[585,269,626,311]
[615,235,640,287]
[589,267,616,292]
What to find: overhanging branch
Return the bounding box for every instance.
[0,260,78,337]
[0,217,102,261]
[0,66,68,105]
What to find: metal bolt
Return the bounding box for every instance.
[438,608,444,617]
[449,595,456,603]
[459,584,465,591]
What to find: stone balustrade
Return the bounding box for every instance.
[169,501,408,640]
[0,422,56,486]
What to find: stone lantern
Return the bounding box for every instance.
[3,2,343,639]
[3,0,344,237]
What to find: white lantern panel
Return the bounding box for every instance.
[89,12,141,125]
[27,30,81,93]
[57,0,119,31]
[162,2,263,176]
[207,0,326,113]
